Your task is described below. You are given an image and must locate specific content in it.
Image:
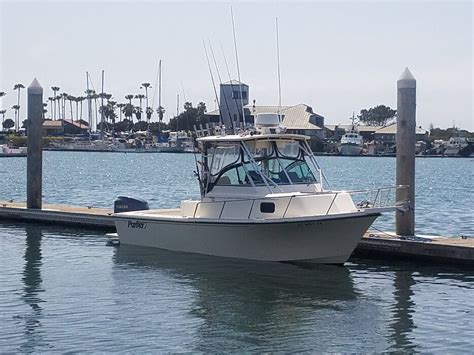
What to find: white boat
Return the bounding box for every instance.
[0,144,27,157]
[339,116,364,156]
[443,136,468,156]
[339,131,364,156]
[114,113,402,264]
[49,139,112,151]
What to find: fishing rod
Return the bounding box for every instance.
[208,40,234,131]
[219,41,244,129]
[230,6,246,128]
[202,39,222,126]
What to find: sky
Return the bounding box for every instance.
[0,0,472,130]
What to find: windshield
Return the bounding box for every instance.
[208,139,318,189]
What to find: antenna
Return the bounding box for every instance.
[203,39,222,125]
[209,40,234,131]
[276,17,282,122]
[231,6,246,128]
[220,42,244,129]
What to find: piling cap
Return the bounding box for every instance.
[397,67,416,89]
[28,78,43,95]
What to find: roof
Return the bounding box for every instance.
[42,119,89,129]
[221,80,248,86]
[325,124,383,132]
[42,120,63,128]
[375,123,428,135]
[197,133,310,143]
[208,104,323,131]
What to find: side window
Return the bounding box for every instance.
[215,165,247,185]
[286,161,316,183]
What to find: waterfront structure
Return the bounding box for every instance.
[374,123,428,148]
[42,119,90,136]
[113,113,399,264]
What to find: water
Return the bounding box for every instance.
[1,152,473,236]
[0,223,473,352]
[0,153,473,351]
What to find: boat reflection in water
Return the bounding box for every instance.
[113,244,357,349]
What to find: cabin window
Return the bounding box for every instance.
[260,202,275,213]
[276,140,301,158]
[209,144,241,176]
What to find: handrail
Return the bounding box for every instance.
[191,185,408,219]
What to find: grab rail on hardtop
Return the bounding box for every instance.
[191,185,409,219]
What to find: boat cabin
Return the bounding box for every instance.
[197,133,323,198]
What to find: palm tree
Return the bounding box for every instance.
[117,103,125,122]
[67,95,75,120]
[51,86,60,119]
[157,106,165,122]
[0,109,6,127]
[12,105,20,131]
[84,89,95,129]
[59,93,67,120]
[42,103,48,119]
[47,97,55,119]
[77,96,85,121]
[134,106,142,122]
[135,94,145,114]
[125,94,134,105]
[13,83,25,131]
[0,92,6,127]
[123,103,134,123]
[107,100,117,123]
[140,82,151,108]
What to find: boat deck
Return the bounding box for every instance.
[0,200,472,264]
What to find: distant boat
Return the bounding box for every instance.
[338,114,364,156]
[443,136,468,156]
[0,144,27,157]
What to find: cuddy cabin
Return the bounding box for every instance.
[178,114,360,221]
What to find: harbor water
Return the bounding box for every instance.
[1,152,473,352]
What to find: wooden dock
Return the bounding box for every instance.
[1,200,472,265]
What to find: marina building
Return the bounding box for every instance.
[42,119,90,136]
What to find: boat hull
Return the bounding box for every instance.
[339,144,363,156]
[114,213,379,264]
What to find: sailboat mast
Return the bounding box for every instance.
[158,60,162,122]
[100,69,105,139]
[176,93,179,132]
[86,71,91,134]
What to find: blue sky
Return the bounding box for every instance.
[0,1,472,130]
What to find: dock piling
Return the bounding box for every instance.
[27,78,44,209]
[396,68,416,236]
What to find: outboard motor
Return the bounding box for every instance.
[114,196,149,213]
